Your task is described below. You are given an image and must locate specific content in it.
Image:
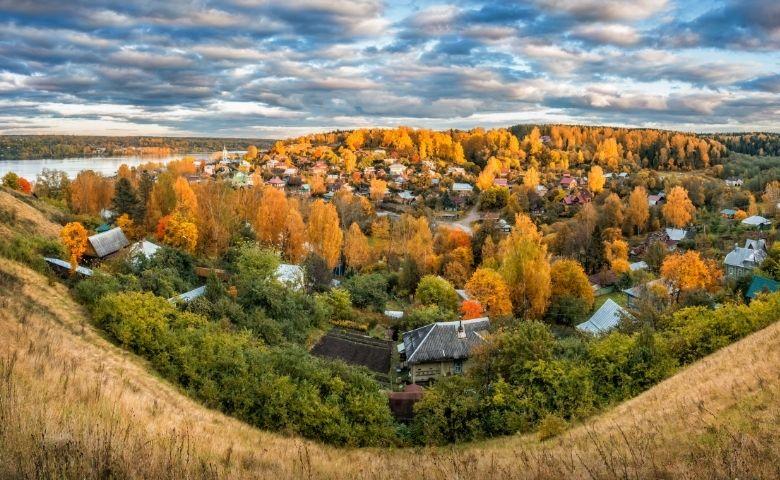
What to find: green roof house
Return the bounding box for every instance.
[746,275,780,301]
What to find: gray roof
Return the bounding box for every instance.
[44,257,93,276]
[622,278,670,298]
[742,215,771,227]
[403,318,489,365]
[665,228,687,242]
[724,239,767,269]
[168,285,206,303]
[88,227,129,258]
[577,299,628,334]
[629,261,648,272]
[129,240,161,260]
[452,182,474,192]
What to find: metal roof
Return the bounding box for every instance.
[742,215,772,227]
[88,227,129,258]
[746,276,780,300]
[44,257,93,277]
[576,299,628,335]
[403,318,489,365]
[724,240,767,269]
[168,285,206,303]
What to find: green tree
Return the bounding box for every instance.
[414,275,459,312]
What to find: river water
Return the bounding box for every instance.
[0,153,215,181]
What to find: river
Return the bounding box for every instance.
[0,153,215,181]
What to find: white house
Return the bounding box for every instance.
[452,182,474,194]
[724,239,768,278]
[389,163,407,176]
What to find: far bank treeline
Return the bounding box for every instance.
[0,135,274,160]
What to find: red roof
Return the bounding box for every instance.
[267,176,285,185]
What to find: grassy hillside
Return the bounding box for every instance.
[0,191,778,479]
[0,254,778,479]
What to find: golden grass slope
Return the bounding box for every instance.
[0,188,61,238]
[0,257,778,479]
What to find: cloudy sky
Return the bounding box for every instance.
[0,0,778,138]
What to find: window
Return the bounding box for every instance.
[454,360,463,374]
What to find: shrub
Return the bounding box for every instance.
[414,275,458,312]
[537,414,568,441]
[343,273,389,312]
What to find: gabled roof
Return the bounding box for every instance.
[577,299,628,334]
[664,228,687,242]
[452,182,474,192]
[746,275,780,299]
[629,261,648,272]
[724,240,767,269]
[742,215,772,227]
[403,318,489,365]
[88,227,129,258]
[128,240,161,260]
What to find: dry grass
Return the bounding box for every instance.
[1,257,778,479]
[0,189,61,238]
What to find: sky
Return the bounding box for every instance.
[0,0,778,138]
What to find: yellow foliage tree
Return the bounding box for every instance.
[344,222,371,271]
[550,259,594,311]
[60,222,88,274]
[626,186,649,234]
[662,186,696,228]
[499,213,551,319]
[173,177,198,218]
[283,206,307,264]
[340,147,357,173]
[604,238,630,274]
[256,187,288,248]
[523,166,540,189]
[465,268,512,317]
[68,170,114,216]
[307,199,343,269]
[370,179,387,204]
[162,212,198,253]
[588,165,605,193]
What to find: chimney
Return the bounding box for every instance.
[457,320,467,339]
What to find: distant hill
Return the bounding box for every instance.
[0,135,275,160]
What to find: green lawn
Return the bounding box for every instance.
[593,290,627,311]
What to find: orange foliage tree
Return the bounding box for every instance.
[604,238,630,274]
[369,179,387,204]
[344,222,371,271]
[588,165,605,193]
[256,187,288,248]
[283,206,307,263]
[60,222,88,273]
[460,300,484,320]
[68,170,114,216]
[173,177,198,218]
[307,199,343,269]
[662,186,696,228]
[626,186,649,234]
[660,251,722,298]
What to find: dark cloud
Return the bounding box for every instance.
[0,0,777,135]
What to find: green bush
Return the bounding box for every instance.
[414,275,458,312]
[343,273,389,312]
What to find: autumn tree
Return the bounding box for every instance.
[626,186,650,234]
[340,147,357,173]
[763,180,780,218]
[662,186,696,228]
[116,213,142,241]
[146,172,176,229]
[256,187,288,247]
[523,166,540,189]
[344,222,371,271]
[499,213,551,319]
[283,206,307,263]
[588,166,605,193]
[173,177,198,218]
[414,275,459,312]
[601,193,624,229]
[465,268,512,317]
[307,199,343,269]
[112,177,141,220]
[548,259,594,324]
[660,251,722,299]
[60,222,88,274]
[160,212,198,253]
[192,181,239,257]
[604,238,630,274]
[370,179,387,204]
[68,170,114,216]
[245,145,258,161]
[460,300,484,320]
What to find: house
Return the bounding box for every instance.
[724,239,767,278]
[648,192,666,206]
[384,310,404,319]
[128,240,161,264]
[559,174,577,190]
[87,227,129,258]
[576,299,629,335]
[389,163,406,176]
[447,166,466,176]
[563,191,592,206]
[665,228,688,244]
[745,275,780,301]
[725,178,744,187]
[275,264,304,290]
[282,167,298,177]
[535,185,549,197]
[397,190,415,203]
[589,269,617,295]
[742,215,772,229]
[720,208,737,219]
[629,261,649,272]
[267,176,286,189]
[493,178,508,188]
[44,257,93,277]
[311,162,328,175]
[622,279,674,309]
[452,182,474,195]
[401,318,489,384]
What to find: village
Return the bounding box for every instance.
[6,126,774,429]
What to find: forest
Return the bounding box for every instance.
[0,135,273,159]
